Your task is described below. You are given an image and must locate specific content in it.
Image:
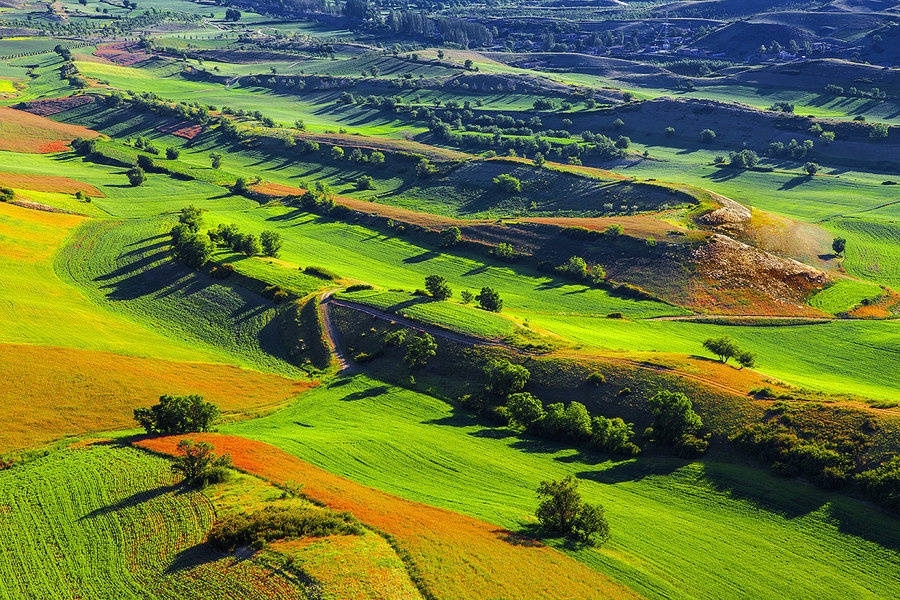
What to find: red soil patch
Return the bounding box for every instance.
[848,288,900,318]
[17,94,95,117]
[156,120,203,140]
[0,344,312,454]
[94,42,154,66]
[137,434,637,600]
[0,172,102,196]
[250,182,308,197]
[0,106,98,153]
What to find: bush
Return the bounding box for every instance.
[403,332,437,369]
[484,359,529,400]
[209,506,362,551]
[869,122,889,139]
[699,128,717,143]
[804,162,819,176]
[703,336,738,363]
[493,173,521,193]
[166,147,180,160]
[424,274,452,300]
[664,126,676,137]
[344,284,373,292]
[133,394,219,434]
[647,390,703,448]
[126,166,146,186]
[170,439,231,487]
[535,476,608,547]
[304,265,338,280]
[355,175,374,190]
[0,187,13,202]
[591,416,639,455]
[260,230,283,257]
[172,230,212,268]
[460,290,474,304]
[586,372,605,385]
[506,392,545,429]
[235,233,262,256]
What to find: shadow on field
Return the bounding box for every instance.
[779,175,812,191]
[165,542,226,573]
[341,384,391,401]
[81,483,181,519]
[575,457,682,484]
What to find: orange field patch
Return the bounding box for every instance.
[525,214,690,238]
[0,171,102,196]
[94,42,154,66]
[17,95,95,117]
[0,344,312,454]
[0,106,98,153]
[156,120,203,140]
[250,181,308,197]
[137,434,637,600]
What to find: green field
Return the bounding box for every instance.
[0,444,301,599]
[227,375,900,600]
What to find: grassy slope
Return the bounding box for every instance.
[0,444,304,600]
[226,376,900,600]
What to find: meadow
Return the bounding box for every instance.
[225,375,900,600]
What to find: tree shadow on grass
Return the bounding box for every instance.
[81,483,181,519]
[403,250,440,264]
[165,542,231,574]
[779,175,812,191]
[493,523,545,547]
[341,384,391,401]
[575,457,683,485]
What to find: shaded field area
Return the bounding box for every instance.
[0,106,98,153]
[137,432,638,600]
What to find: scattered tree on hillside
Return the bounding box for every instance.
[235,233,262,256]
[702,336,739,363]
[493,173,521,194]
[535,476,609,546]
[0,187,13,202]
[179,205,203,232]
[260,230,282,257]
[699,128,717,143]
[209,152,223,169]
[225,7,241,21]
[355,175,374,190]
[172,230,213,268]
[440,226,462,247]
[331,146,345,160]
[170,439,232,486]
[647,390,706,455]
[804,162,819,176]
[126,166,145,187]
[134,394,219,434]
[533,152,546,167]
[424,274,452,300]
[484,358,529,399]
[403,332,437,369]
[832,237,846,256]
[476,286,503,312]
[737,350,756,369]
[506,392,545,430]
[166,147,180,160]
[460,290,474,304]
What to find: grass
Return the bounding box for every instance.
[0,342,308,454]
[223,375,900,600]
[137,432,638,600]
[0,443,305,600]
[808,278,884,314]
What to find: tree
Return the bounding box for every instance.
[591,416,639,456]
[703,336,739,363]
[664,126,676,137]
[832,237,846,256]
[476,286,503,312]
[440,226,462,248]
[536,476,609,546]
[133,394,219,434]
[403,332,437,369]
[225,7,241,21]
[0,187,13,202]
[369,151,385,165]
[173,231,212,268]
[647,390,702,446]
[355,175,374,190]
[460,290,473,304]
[179,205,203,232]
[236,233,262,256]
[424,275,452,300]
[126,166,145,187]
[209,152,223,169]
[699,128,717,143]
[804,162,819,175]
[506,392,544,429]
[331,146,345,160]
[615,135,630,149]
[560,256,588,279]
[437,49,444,59]
[533,152,546,167]
[260,230,282,257]
[464,58,473,70]
[484,359,529,399]
[166,147,180,160]
[736,350,756,369]
[170,439,232,486]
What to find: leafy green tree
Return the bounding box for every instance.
[178,205,203,232]
[331,146,345,160]
[535,476,609,546]
[804,162,819,175]
[225,7,241,20]
[460,290,473,304]
[493,242,517,260]
[647,390,702,446]
[591,416,639,456]
[133,394,219,434]
[533,152,546,167]
[170,439,232,486]
[699,128,717,143]
[476,286,503,312]
[369,151,385,165]
[493,173,521,193]
[703,336,739,363]
[440,226,462,247]
[506,392,544,429]
[484,359,530,399]
[173,231,213,268]
[0,187,13,202]
[832,237,846,256]
[236,233,262,256]
[166,147,180,160]
[355,175,374,190]
[126,166,145,187]
[737,350,756,369]
[403,332,437,369]
[560,256,588,279]
[260,230,283,257]
[424,275,452,300]
[209,152,223,169]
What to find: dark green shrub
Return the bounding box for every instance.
[209,506,363,551]
[133,394,219,434]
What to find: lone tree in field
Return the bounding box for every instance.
[134,394,219,434]
[535,476,609,546]
[440,226,462,247]
[170,439,232,486]
[832,237,846,256]
[476,286,503,312]
[126,166,145,187]
[260,230,282,257]
[736,350,756,369]
[804,162,819,176]
[403,332,437,369]
[425,275,452,300]
[209,152,223,169]
[225,7,241,20]
[702,336,739,363]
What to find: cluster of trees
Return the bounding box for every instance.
[556,255,606,286]
[767,138,814,160]
[384,329,437,369]
[207,222,282,258]
[824,84,888,100]
[535,476,609,546]
[702,336,756,369]
[423,275,502,312]
[171,206,213,268]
